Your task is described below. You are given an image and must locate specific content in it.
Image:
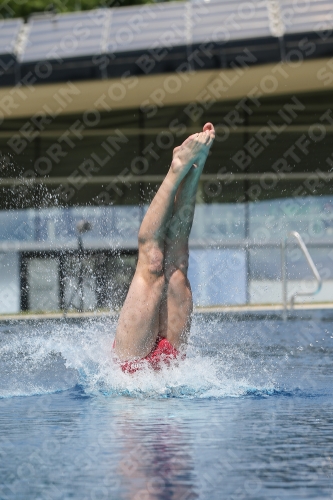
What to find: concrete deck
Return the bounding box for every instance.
[0,303,332,322]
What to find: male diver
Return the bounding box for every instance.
[114,123,215,373]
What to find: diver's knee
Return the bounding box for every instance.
[177,255,189,275]
[167,268,190,295]
[165,253,189,279]
[140,242,164,277]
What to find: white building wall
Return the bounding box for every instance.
[188,249,247,306]
[0,252,20,314]
[250,280,333,305]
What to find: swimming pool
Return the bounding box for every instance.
[1,313,333,499]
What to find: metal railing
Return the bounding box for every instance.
[281,231,322,316]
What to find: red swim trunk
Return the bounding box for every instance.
[114,337,183,374]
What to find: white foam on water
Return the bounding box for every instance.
[0,320,278,400]
[86,353,275,399]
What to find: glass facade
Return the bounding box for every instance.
[1,196,332,247]
[0,194,332,311]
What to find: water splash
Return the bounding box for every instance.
[0,319,283,400]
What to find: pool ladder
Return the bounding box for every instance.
[281,231,322,317]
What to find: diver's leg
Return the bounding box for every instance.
[159,123,215,350]
[114,129,211,361]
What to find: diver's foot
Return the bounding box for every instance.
[191,123,215,171]
[171,123,215,176]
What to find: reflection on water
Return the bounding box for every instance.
[116,405,197,500]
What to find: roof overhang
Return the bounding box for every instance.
[1,57,332,120]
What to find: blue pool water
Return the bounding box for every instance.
[1,314,333,499]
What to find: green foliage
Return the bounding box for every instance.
[0,0,174,20]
